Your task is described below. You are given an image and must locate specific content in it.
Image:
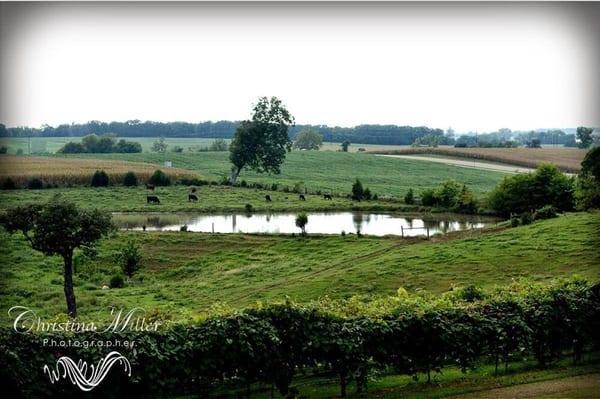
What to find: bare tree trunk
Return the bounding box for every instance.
[63,252,77,318]
[230,166,242,184]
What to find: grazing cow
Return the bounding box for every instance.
[323,194,333,200]
[299,194,306,201]
[188,194,198,202]
[147,195,160,204]
[265,195,272,202]
[146,184,155,191]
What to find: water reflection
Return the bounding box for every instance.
[113,212,498,237]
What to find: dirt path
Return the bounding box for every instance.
[377,154,536,174]
[449,373,600,399]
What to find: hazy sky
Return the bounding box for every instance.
[1,2,599,133]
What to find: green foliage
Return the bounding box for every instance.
[119,240,141,278]
[510,214,520,227]
[576,126,593,149]
[1,279,598,397]
[0,197,113,317]
[172,145,184,153]
[149,169,171,186]
[576,147,600,210]
[59,134,142,154]
[27,178,43,190]
[0,146,7,154]
[404,188,415,204]
[581,147,600,181]
[295,212,308,235]
[1,177,16,190]
[488,164,574,216]
[123,171,138,187]
[245,203,253,213]
[419,180,477,212]
[91,170,109,187]
[351,178,372,200]
[520,212,533,225]
[294,128,323,150]
[229,97,294,183]
[151,136,168,153]
[58,141,86,153]
[341,140,350,152]
[109,274,124,288]
[412,134,440,147]
[533,205,557,220]
[209,138,228,151]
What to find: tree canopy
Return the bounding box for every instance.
[294,128,323,150]
[0,198,113,317]
[229,97,294,183]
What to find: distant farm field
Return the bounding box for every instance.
[1,212,597,324]
[51,151,508,196]
[0,155,199,187]
[371,147,587,172]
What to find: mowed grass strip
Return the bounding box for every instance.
[371,147,587,172]
[50,151,508,196]
[0,185,420,213]
[1,212,597,324]
[0,155,199,187]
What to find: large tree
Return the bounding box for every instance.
[0,198,113,317]
[576,126,594,149]
[294,128,323,150]
[229,96,294,183]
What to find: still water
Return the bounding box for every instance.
[112,212,498,237]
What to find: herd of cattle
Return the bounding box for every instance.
[145,184,334,205]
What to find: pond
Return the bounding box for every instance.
[112,212,500,237]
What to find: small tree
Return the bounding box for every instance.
[151,137,168,153]
[123,171,138,187]
[295,213,308,236]
[341,141,350,152]
[0,198,113,317]
[576,126,593,149]
[120,240,141,279]
[91,170,110,187]
[149,169,171,186]
[351,178,364,200]
[294,129,323,150]
[404,188,415,204]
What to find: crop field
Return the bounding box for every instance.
[371,147,588,172]
[50,151,508,196]
[0,155,200,187]
[1,212,597,325]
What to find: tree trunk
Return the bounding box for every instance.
[63,252,77,318]
[230,166,242,184]
[340,371,347,398]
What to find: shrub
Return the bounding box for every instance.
[0,146,7,154]
[240,180,248,188]
[58,141,87,154]
[533,205,557,220]
[180,225,188,232]
[172,146,184,153]
[123,171,138,187]
[91,170,110,187]
[149,170,171,186]
[420,189,436,206]
[119,240,141,278]
[459,285,485,302]
[27,178,43,189]
[271,183,278,191]
[1,177,16,190]
[245,203,253,213]
[510,215,520,227]
[295,213,308,235]
[520,212,533,225]
[488,163,574,216]
[109,274,125,288]
[209,138,228,151]
[16,148,24,155]
[404,188,415,204]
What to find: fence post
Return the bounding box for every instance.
[401,226,404,238]
[212,222,214,234]
[427,227,429,239]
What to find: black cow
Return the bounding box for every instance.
[188,194,198,202]
[190,187,197,193]
[147,195,160,204]
[146,184,155,190]
[265,195,272,202]
[299,194,306,201]
[323,194,333,200]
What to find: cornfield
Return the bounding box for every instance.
[0,155,200,187]
[370,147,587,172]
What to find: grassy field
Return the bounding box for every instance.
[0,155,199,187]
[1,212,597,324]
[371,147,587,172]
[0,185,420,213]
[48,151,508,197]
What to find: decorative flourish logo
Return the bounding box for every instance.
[43,351,132,391]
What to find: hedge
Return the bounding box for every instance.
[1,279,598,398]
